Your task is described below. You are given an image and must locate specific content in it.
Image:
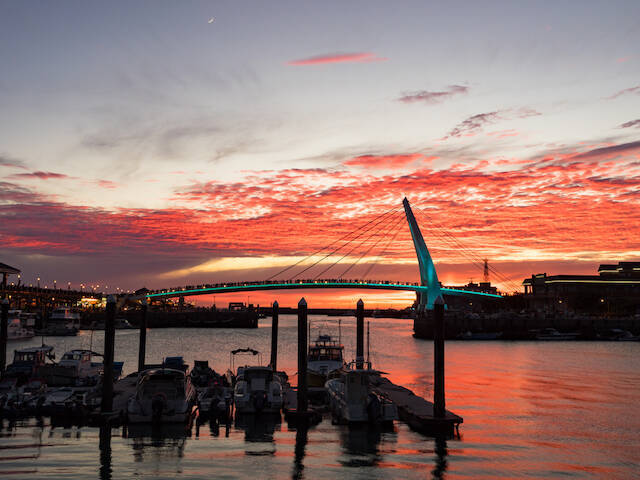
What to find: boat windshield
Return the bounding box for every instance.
[308,347,342,362]
[14,352,36,362]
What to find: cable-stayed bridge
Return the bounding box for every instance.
[141,198,507,309]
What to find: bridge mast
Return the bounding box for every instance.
[402,197,443,310]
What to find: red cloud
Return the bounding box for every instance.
[287,52,387,66]
[2,140,639,294]
[343,154,426,169]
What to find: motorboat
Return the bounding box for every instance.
[127,368,196,423]
[307,334,345,389]
[325,362,397,424]
[190,360,231,418]
[230,348,282,414]
[600,329,639,341]
[37,308,81,336]
[7,314,35,341]
[38,349,103,387]
[533,328,580,341]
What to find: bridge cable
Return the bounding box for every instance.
[312,210,405,280]
[266,205,401,281]
[338,211,407,280]
[361,211,407,280]
[290,207,402,280]
[414,206,521,292]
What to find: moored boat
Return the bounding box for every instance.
[533,328,580,341]
[326,362,397,424]
[229,348,282,414]
[127,368,196,423]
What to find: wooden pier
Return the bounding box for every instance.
[369,375,462,436]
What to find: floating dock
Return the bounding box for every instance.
[369,375,462,436]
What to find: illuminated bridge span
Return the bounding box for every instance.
[140,198,508,308]
[146,279,503,300]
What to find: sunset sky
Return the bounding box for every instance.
[1,1,639,307]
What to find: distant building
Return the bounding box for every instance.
[522,261,640,315]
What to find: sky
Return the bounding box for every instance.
[1,1,639,307]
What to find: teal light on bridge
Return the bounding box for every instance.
[145,281,503,300]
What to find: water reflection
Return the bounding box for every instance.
[431,436,448,479]
[234,413,280,455]
[98,425,112,480]
[126,423,189,461]
[292,425,308,480]
[339,424,394,467]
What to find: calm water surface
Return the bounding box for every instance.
[2,315,639,479]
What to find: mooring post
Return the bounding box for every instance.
[0,298,8,373]
[297,297,308,414]
[270,300,279,372]
[138,298,147,372]
[433,295,445,418]
[101,295,116,413]
[356,299,364,369]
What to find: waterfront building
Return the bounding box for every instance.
[522,262,640,315]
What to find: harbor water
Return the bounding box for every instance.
[2,315,639,479]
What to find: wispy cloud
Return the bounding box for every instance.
[11,171,70,180]
[397,85,468,104]
[287,52,387,66]
[445,107,541,139]
[607,85,640,99]
[620,119,640,129]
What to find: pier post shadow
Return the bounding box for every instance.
[431,435,448,479]
[99,424,113,480]
[292,424,309,480]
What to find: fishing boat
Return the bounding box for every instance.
[230,348,282,414]
[127,368,196,423]
[325,362,397,424]
[307,334,345,389]
[4,345,55,383]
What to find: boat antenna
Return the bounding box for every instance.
[338,319,342,345]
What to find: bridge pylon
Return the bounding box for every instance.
[402,197,443,311]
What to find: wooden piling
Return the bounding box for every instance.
[138,298,147,372]
[270,300,279,372]
[297,297,308,414]
[356,299,364,369]
[0,298,8,373]
[101,295,116,413]
[433,295,445,418]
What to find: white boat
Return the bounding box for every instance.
[7,315,35,341]
[38,308,81,336]
[457,331,503,340]
[233,366,283,414]
[229,348,283,414]
[127,369,196,423]
[533,328,580,341]
[38,349,103,386]
[325,362,397,424]
[307,334,345,389]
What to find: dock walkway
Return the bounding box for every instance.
[369,375,462,436]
